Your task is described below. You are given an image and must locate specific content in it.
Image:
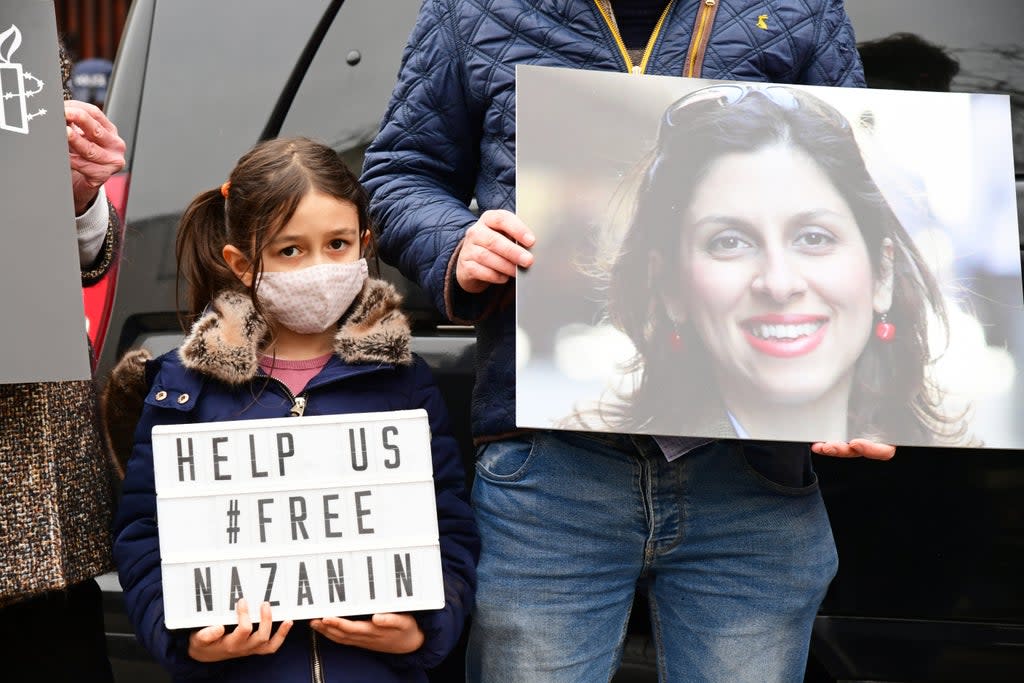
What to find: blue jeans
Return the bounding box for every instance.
[465,432,837,683]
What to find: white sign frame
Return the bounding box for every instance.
[153,409,443,629]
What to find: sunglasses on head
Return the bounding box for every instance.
[663,83,849,130]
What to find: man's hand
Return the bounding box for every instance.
[187,599,292,662]
[65,100,126,214]
[811,439,896,460]
[310,612,425,654]
[455,209,535,293]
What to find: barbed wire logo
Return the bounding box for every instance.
[1,25,47,135]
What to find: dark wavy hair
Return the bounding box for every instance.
[597,84,966,445]
[175,136,376,324]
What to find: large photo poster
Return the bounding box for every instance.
[515,65,1022,448]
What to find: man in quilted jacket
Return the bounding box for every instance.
[362,2,891,680]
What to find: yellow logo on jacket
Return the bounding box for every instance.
[756,14,769,30]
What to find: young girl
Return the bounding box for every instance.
[106,137,479,682]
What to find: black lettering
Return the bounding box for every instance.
[297,561,313,606]
[323,494,342,538]
[276,432,294,476]
[326,558,345,603]
[212,436,230,480]
[382,426,400,469]
[249,434,267,478]
[258,498,273,542]
[193,566,212,612]
[349,427,368,471]
[366,556,376,600]
[260,562,279,606]
[355,490,374,534]
[289,496,309,540]
[394,553,413,597]
[176,437,195,482]
[229,565,244,609]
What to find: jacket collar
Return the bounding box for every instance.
[178,278,412,385]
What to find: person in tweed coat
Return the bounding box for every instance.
[0,39,125,681]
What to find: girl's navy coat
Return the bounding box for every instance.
[107,280,479,682]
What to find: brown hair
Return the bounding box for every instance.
[175,136,375,324]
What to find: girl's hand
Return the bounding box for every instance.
[310,612,425,654]
[187,599,293,662]
[811,439,896,460]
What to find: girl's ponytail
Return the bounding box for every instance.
[175,188,239,325]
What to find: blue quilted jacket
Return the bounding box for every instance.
[362,0,865,441]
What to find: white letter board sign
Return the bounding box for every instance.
[151,409,444,629]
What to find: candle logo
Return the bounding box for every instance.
[1,25,47,135]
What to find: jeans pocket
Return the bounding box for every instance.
[475,435,537,482]
[738,441,820,496]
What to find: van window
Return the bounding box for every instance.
[278,1,433,317]
[278,0,420,171]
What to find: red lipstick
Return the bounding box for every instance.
[740,314,828,358]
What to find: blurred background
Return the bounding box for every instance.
[54,0,128,109]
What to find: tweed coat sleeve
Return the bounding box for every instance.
[361,0,507,325]
[61,38,122,288]
[81,197,121,286]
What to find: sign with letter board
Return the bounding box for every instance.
[0,1,92,383]
[153,409,443,629]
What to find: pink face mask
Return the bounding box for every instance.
[255,260,368,334]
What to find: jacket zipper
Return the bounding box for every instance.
[310,628,324,683]
[593,0,675,75]
[685,0,720,78]
[263,376,320,679]
[294,386,321,682]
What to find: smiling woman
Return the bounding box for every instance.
[586,83,969,445]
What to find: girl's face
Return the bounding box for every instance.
[671,144,890,406]
[261,190,363,273]
[224,190,364,285]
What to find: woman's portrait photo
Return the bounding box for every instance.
[515,66,1022,448]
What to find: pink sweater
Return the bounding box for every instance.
[257,353,332,396]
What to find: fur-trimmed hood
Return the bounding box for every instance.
[101,278,411,471]
[178,278,411,384]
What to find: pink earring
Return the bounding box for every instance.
[875,313,895,342]
[669,326,684,352]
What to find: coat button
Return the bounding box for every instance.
[154,390,168,401]
[177,393,190,404]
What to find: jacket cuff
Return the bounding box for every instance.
[443,238,512,324]
[77,185,109,267]
[82,197,121,286]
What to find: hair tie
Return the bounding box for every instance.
[220,181,231,198]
